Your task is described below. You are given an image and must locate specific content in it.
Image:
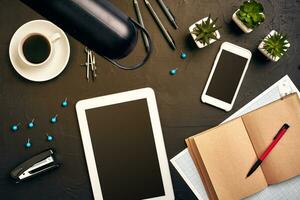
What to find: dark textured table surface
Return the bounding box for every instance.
[0,0,300,199]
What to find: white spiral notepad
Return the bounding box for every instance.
[171,75,300,200]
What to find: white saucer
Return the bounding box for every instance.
[9,20,70,82]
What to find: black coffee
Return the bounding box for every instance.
[22,34,51,64]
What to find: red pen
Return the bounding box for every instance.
[246,123,290,178]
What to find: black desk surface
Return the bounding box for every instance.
[0,0,299,199]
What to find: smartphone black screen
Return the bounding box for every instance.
[85,99,165,200]
[206,50,248,103]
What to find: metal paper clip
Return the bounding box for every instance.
[278,80,293,98]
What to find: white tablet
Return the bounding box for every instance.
[76,88,174,200]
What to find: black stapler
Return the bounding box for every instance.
[10,149,60,183]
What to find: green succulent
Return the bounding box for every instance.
[237,0,265,29]
[263,32,289,59]
[192,15,220,46]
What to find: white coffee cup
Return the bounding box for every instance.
[18,32,61,67]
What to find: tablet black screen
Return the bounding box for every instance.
[86,99,165,200]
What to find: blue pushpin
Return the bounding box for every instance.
[28,119,35,129]
[11,123,20,132]
[169,68,178,76]
[47,134,54,142]
[50,115,58,124]
[61,98,68,107]
[181,52,187,60]
[25,138,32,148]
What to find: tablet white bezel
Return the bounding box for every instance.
[201,42,252,111]
[76,88,174,200]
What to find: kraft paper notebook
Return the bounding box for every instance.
[186,93,300,200]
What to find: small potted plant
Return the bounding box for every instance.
[189,15,221,48]
[232,0,265,33]
[258,30,290,62]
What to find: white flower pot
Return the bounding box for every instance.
[258,30,290,62]
[232,10,253,33]
[232,9,265,34]
[189,17,221,48]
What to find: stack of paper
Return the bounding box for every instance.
[171,75,300,200]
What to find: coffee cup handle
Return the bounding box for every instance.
[50,33,61,43]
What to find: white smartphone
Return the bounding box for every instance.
[201,42,252,111]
